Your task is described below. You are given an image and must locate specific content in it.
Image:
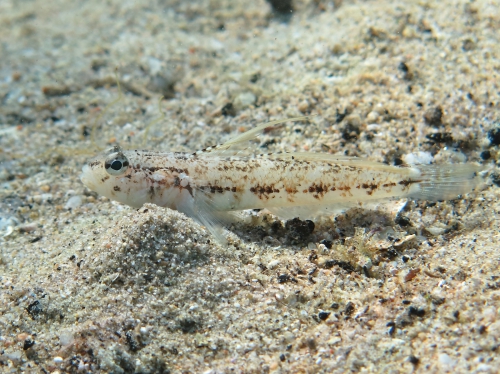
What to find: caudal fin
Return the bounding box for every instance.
[410,164,487,201]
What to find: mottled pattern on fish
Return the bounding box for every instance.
[80,117,483,242]
[83,151,422,209]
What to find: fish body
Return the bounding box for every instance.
[80,118,483,241]
[81,151,422,212]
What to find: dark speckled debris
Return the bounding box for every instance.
[341,122,360,141]
[426,132,453,144]
[23,338,35,350]
[285,218,315,242]
[395,215,411,227]
[491,173,500,187]
[398,61,414,80]
[344,302,355,317]
[424,106,443,127]
[408,306,426,318]
[323,259,355,273]
[335,108,348,123]
[179,318,199,333]
[26,300,43,319]
[319,239,333,249]
[221,102,236,117]
[277,273,291,283]
[125,331,139,352]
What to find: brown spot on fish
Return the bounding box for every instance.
[308,183,328,196]
[383,182,396,188]
[113,186,121,192]
[361,183,378,191]
[250,184,278,199]
[399,179,422,187]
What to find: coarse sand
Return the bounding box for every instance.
[0,0,499,372]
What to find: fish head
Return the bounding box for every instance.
[80,146,146,208]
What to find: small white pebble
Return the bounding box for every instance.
[59,330,74,346]
[3,226,14,237]
[65,195,83,210]
[366,111,379,122]
[268,260,280,269]
[78,362,87,371]
[403,151,433,165]
[234,92,256,109]
[476,364,493,372]
[438,353,456,368]
[53,356,64,363]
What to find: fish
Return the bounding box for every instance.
[80,117,485,243]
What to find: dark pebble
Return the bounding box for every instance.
[221,102,236,117]
[480,150,491,160]
[320,239,333,249]
[318,311,331,321]
[23,338,35,350]
[277,273,291,283]
[488,128,500,146]
[408,355,420,365]
[285,218,315,241]
[395,215,411,227]
[424,106,443,127]
[344,302,355,316]
[408,306,426,317]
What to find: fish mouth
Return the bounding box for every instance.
[79,164,95,190]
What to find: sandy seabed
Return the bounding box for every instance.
[0,0,499,373]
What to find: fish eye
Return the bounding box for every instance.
[104,152,129,176]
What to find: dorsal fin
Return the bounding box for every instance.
[192,116,311,157]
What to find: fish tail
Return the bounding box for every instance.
[410,163,486,201]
